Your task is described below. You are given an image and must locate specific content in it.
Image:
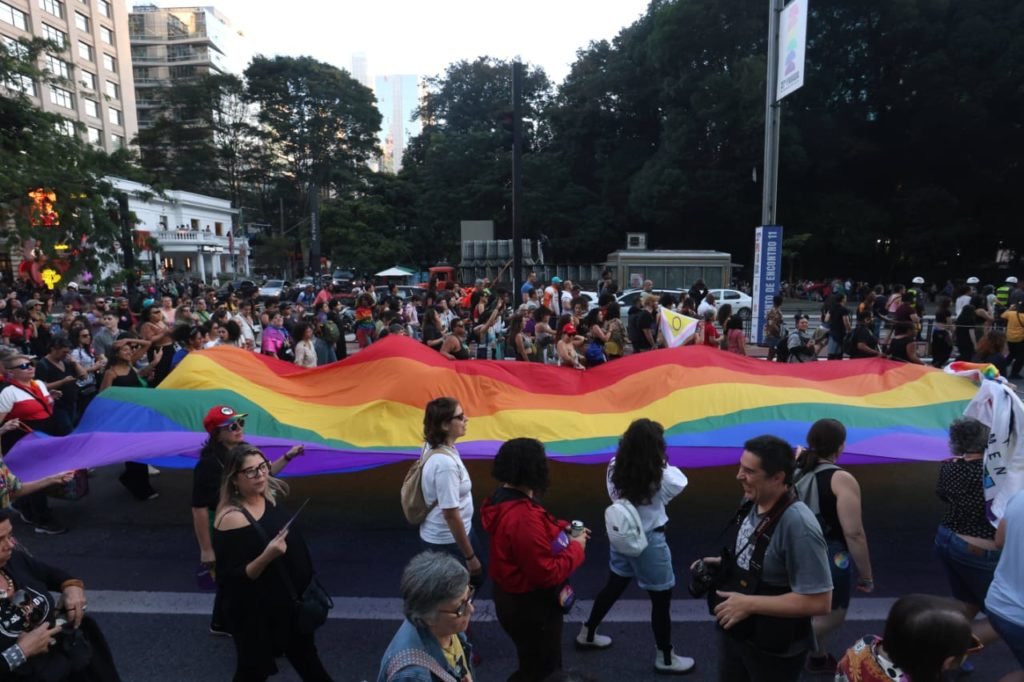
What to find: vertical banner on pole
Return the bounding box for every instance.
[752,225,784,345]
[308,186,320,277]
[777,0,808,101]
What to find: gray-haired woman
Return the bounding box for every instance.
[378,552,476,682]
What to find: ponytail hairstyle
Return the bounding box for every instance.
[796,418,847,472]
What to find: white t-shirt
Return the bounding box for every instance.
[560,290,573,315]
[955,294,972,317]
[543,286,561,314]
[986,491,1024,625]
[419,445,473,544]
[697,299,717,318]
[606,459,688,532]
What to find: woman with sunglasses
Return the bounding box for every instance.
[100,339,161,501]
[377,551,476,682]
[193,407,302,636]
[214,444,331,681]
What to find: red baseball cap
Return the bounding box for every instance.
[562,323,577,335]
[203,406,247,434]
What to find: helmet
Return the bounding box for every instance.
[966,276,980,285]
[911,276,925,284]
[1006,276,1019,284]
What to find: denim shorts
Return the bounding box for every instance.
[609,529,675,591]
[988,609,1024,667]
[826,539,852,610]
[933,524,1000,607]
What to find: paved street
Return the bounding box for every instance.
[16,457,1020,681]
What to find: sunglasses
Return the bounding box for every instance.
[220,418,246,432]
[5,362,34,370]
[449,413,467,422]
[438,586,475,618]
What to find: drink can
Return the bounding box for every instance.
[570,520,585,537]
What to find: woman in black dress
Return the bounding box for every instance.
[100,339,160,500]
[213,444,331,682]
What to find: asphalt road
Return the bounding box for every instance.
[15,459,1020,681]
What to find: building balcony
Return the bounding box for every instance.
[147,228,247,254]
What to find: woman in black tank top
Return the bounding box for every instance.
[795,419,876,673]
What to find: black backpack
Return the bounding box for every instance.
[793,462,841,536]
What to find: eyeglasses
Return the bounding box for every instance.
[6,362,34,371]
[220,418,246,432]
[239,461,270,480]
[438,586,475,618]
[449,413,467,422]
[966,634,984,656]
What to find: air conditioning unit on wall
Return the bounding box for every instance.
[626,233,647,250]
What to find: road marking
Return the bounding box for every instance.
[86,590,898,622]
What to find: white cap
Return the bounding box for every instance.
[966,276,980,285]
[911,276,925,284]
[1007,276,1019,284]
[67,282,78,289]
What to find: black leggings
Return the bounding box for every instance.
[232,630,332,682]
[585,571,673,653]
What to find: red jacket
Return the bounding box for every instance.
[480,488,584,594]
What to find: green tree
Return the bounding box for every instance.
[1,38,139,282]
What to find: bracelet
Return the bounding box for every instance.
[464,553,476,562]
[858,578,874,585]
[2,644,26,671]
[284,454,294,462]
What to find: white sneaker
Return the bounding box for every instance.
[575,624,612,649]
[655,650,695,674]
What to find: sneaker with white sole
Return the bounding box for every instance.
[575,624,612,649]
[655,650,695,675]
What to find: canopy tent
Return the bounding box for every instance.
[374,266,414,278]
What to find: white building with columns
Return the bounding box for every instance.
[109,177,248,282]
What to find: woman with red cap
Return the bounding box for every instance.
[557,323,584,369]
[192,406,304,636]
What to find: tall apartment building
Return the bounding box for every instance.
[128,4,245,129]
[0,0,139,153]
[374,74,421,173]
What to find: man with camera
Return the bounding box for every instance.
[692,435,833,681]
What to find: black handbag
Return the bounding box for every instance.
[238,506,333,634]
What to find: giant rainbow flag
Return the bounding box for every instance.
[5,338,979,479]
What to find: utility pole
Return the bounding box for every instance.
[117,193,136,292]
[762,0,784,225]
[511,61,524,296]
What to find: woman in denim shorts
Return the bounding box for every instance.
[576,419,696,674]
[934,418,1001,644]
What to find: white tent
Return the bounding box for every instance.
[375,266,414,278]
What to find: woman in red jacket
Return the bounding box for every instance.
[480,438,589,682]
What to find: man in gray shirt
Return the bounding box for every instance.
[700,435,833,681]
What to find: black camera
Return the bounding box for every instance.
[688,558,721,599]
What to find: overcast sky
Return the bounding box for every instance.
[188,0,651,84]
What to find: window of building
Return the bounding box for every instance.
[1,35,29,57]
[100,26,113,45]
[102,53,115,71]
[42,24,67,49]
[104,79,118,99]
[83,98,98,117]
[77,40,93,61]
[79,69,95,90]
[49,85,74,109]
[87,126,102,146]
[1,2,27,30]
[39,0,64,19]
[97,0,110,17]
[107,107,120,125]
[55,119,75,136]
[74,11,88,31]
[111,133,124,150]
[44,55,71,80]
[7,74,36,96]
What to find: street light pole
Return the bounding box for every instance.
[511,61,523,296]
[762,0,784,226]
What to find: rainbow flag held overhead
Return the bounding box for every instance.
[5,339,979,480]
[659,306,699,348]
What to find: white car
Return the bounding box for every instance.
[257,279,289,299]
[708,288,753,320]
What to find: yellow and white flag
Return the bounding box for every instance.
[659,306,699,348]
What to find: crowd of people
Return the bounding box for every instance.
[0,270,1022,680]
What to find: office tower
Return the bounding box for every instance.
[351,51,369,89]
[374,74,421,173]
[128,4,247,129]
[0,0,139,153]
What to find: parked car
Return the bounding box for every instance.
[332,269,355,290]
[615,288,686,309]
[257,279,290,299]
[708,288,753,320]
[217,279,258,298]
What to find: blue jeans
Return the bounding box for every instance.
[421,528,487,589]
[609,529,676,591]
[933,525,1000,608]
[988,609,1024,667]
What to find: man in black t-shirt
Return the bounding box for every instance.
[633,294,659,352]
[825,295,851,360]
[848,312,885,359]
